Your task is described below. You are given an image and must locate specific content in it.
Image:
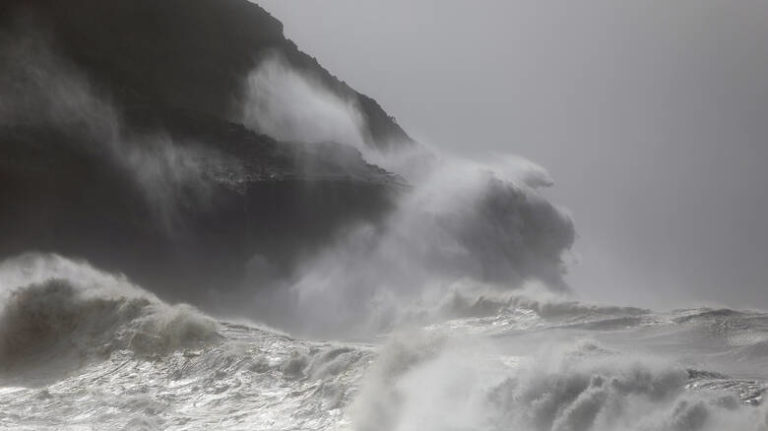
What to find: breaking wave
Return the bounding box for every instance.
[239,57,575,337]
[0,254,219,377]
[0,254,765,430]
[352,333,768,431]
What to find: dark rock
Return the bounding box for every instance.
[0,0,413,150]
[0,0,410,306]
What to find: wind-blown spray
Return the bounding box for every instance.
[239,55,575,336]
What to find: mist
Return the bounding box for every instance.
[241,54,368,151]
[1,1,767,429]
[256,0,768,311]
[0,27,235,230]
[350,332,768,431]
[237,54,574,336]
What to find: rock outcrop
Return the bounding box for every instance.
[0,0,408,303]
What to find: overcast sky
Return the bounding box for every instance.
[256,0,768,310]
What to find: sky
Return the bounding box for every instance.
[255,0,768,310]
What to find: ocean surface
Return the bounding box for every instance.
[1,253,766,431]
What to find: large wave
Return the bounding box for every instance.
[0,254,219,379]
[352,331,768,431]
[0,253,765,430]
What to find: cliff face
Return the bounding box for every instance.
[0,0,412,150]
[0,115,399,304]
[0,0,576,316]
[0,0,407,303]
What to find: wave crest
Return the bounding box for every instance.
[0,254,219,374]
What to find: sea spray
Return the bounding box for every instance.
[239,56,575,337]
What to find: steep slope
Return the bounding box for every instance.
[0,0,412,150]
[0,111,401,305]
[0,0,407,305]
[0,0,575,322]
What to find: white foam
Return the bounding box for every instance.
[0,253,219,374]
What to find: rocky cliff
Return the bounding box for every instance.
[0,0,409,303]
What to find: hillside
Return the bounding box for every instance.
[0,0,408,303]
[0,0,412,150]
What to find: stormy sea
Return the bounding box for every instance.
[0,1,766,430]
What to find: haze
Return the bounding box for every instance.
[257,0,768,310]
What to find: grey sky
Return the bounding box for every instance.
[255,0,768,310]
